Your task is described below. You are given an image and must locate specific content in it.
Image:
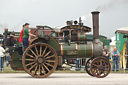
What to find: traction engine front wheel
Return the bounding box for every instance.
[85,57,94,77]
[90,57,111,78]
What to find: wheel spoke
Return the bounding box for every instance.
[25,59,34,61]
[93,68,97,74]
[43,64,50,72]
[100,60,103,66]
[35,46,39,56]
[29,63,37,71]
[93,64,99,68]
[102,71,106,75]
[45,55,55,59]
[38,65,41,75]
[96,69,100,75]
[44,51,51,57]
[103,65,108,68]
[34,65,38,74]
[25,62,35,67]
[46,60,55,63]
[26,53,35,58]
[45,62,54,67]
[41,47,47,56]
[41,65,46,74]
[30,49,38,58]
[40,45,42,55]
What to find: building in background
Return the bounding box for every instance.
[110,36,116,52]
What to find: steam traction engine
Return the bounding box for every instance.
[10,11,111,78]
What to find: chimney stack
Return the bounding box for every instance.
[91,11,100,39]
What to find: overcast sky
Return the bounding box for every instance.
[0,0,128,38]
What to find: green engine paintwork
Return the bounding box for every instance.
[61,42,93,58]
[78,32,86,41]
[78,42,93,58]
[47,36,60,51]
[10,47,24,70]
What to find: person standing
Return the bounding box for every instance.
[23,23,36,49]
[19,25,25,43]
[111,47,120,72]
[0,43,5,72]
[5,32,15,67]
[103,45,110,61]
[19,25,25,53]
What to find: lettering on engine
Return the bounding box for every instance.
[66,50,78,55]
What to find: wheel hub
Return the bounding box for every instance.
[37,57,44,64]
[99,65,103,70]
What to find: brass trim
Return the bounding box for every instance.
[60,44,64,56]
[75,43,78,50]
[91,42,93,57]
[84,32,86,41]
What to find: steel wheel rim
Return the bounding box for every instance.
[123,42,127,69]
[90,57,111,78]
[22,43,58,78]
[85,57,94,76]
[120,52,123,69]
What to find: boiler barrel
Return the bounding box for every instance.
[60,42,93,58]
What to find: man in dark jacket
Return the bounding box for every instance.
[6,32,15,46]
[103,45,110,61]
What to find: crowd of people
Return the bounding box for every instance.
[0,23,120,72]
[103,46,120,72]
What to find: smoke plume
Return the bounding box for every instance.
[96,0,128,12]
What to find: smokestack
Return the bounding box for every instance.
[91,11,100,39]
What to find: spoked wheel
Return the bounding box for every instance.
[22,43,58,78]
[123,42,128,70]
[90,57,111,78]
[85,57,94,77]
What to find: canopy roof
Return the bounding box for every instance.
[54,25,91,32]
[116,27,128,34]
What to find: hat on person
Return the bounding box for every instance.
[24,23,30,26]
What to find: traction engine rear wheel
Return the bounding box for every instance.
[22,43,58,78]
[90,57,111,78]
